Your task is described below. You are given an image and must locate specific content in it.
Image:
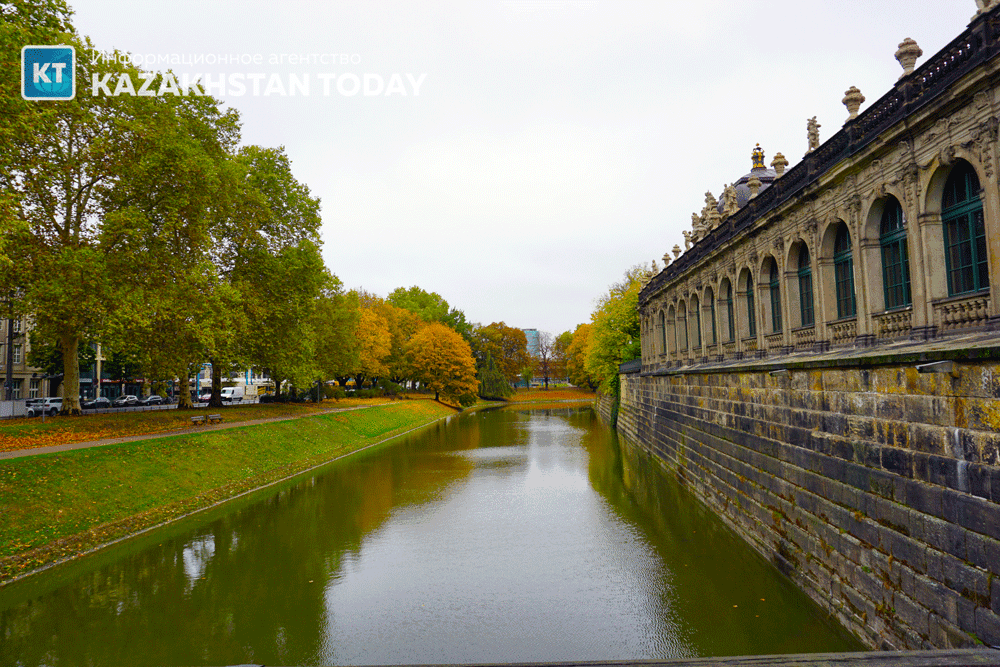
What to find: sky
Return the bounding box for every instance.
[66,0,975,336]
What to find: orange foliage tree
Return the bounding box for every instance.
[354,306,391,387]
[566,323,597,390]
[406,323,478,405]
[471,322,530,386]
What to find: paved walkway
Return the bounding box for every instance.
[0,405,371,461]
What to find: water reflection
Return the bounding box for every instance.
[0,407,860,666]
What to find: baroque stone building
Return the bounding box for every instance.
[619,3,1000,652]
[642,12,1000,363]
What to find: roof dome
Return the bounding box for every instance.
[719,144,777,213]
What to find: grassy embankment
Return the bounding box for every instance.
[505,387,596,403]
[0,397,401,454]
[0,399,454,583]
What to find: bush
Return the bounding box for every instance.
[378,379,402,396]
[331,388,347,401]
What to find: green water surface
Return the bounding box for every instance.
[0,406,861,665]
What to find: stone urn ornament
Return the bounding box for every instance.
[895,38,922,79]
[843,86,865,120]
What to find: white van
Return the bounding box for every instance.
[220,386,244,403]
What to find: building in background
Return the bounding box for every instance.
[0,316,47,401]
[521,328,539,357]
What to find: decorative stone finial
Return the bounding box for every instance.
[771,152,788,177]
[806,117,821,153]
[663,252,671,266]
[842,86,865,121]
[751,143,765,169]
[651,259,659,274]
[672,244,682,259]
[748,175,762,198]
[682,230,693,250]
[895,38,922,79]
[975,1,1000,19]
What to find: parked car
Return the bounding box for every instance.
[82,397,111,410]
[137,395,163,406]
[198,390,213,402]
[27,397,62,417]
[112,395,138,407]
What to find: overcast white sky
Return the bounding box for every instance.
[68,0,974,336]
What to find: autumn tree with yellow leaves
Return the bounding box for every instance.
[406,323,478,405]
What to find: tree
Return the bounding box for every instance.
[470,322,530,386]
[565,324,597,390]
[210,145,325,405]
[356,291,424,387]
[99,78,241,409]
[387,285,472,341]
[477,351,512,400]
[585,265,649,395]
[406,323,478,405]
[387,286,450,323]
[0,17,231,413]
[26,328,96,397]
[534,331,555,390]
[353,304,391,387]
[313,278,360,388]
[553,330,574,383]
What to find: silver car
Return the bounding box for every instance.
[27,397,62,417]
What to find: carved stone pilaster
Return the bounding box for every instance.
[971,117,999,180]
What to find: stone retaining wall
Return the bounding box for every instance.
[614,361,1000,651]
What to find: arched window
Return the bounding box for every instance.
[746,278,756,338]
[942,162,988,295]
[691,297,701,350]
[769,260,782,332]
[677,302,688,351]
[724,280,735,341]
[798,245,814,326]
[880,197,911,309]
[706,287,717,345]
[834,224,856,318]
[658,311,666,354]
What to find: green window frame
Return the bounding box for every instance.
[659,311,666,354]
[725,281,735,342]
[677,305,687,351]
[746,279,756,338]
[834,224,857,318]
[942,162,989,296]
[880,198,912,309]
[769,261,782,332]
[798,245,814,326]
[692,300,701,349]
[706,289,716,345]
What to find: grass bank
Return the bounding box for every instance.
[505,388,596,403]
[0,400,455,584]
[0,397,406,454]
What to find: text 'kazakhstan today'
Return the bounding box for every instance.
[90,72,428,97]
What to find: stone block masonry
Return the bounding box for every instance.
[612,357,1000,651]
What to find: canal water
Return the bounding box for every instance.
[0,406,861,665]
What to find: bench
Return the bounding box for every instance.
[207,413,223,424]
[190,415,206,426]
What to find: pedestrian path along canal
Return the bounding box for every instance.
[0,406,861,665]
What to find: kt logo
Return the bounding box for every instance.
[22,45,76,100]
